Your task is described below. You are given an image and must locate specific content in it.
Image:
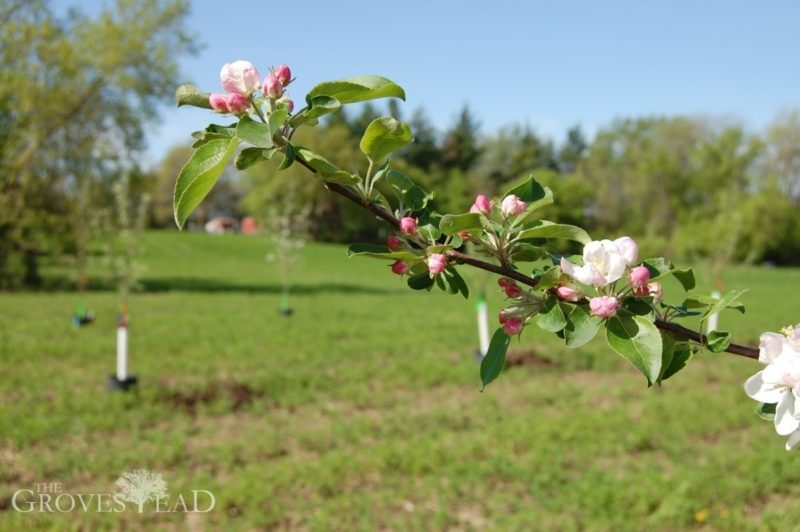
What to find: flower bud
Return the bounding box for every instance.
[220,60,260,96]
[501,194,527,217]
[614,236,638,266]
[387,235,403,251]
[458,230,471,241]
[427,253,447,275]
[498,310,508,324]
[471,194,491,215]
[399,217,417,235]
[504,283,522,298]
[209,93,229,113]
[589,295,620,319]
[503,316,524,336]
[225,93,249,115]
[555,284,582,302]
[274,64,292,86]
[263,75,282,99]
[628,265,651,287]
[391,261,409,275]
[283,99,294,113]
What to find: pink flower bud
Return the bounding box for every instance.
[263,75,282,99]
[555,284,582,302]
[501,194,527,217]
[399,217,417,235]
[503,316,524,336]
[471,194,491,215]
[458,230,471,240]
[283,99,294,113]
[387,235,403,251]
[391,261,408,275]
[209,93,229,113]
[589,295,620,319]
[427,253,447,275]
[504,283,522,299]
[614,236,638,266]
[274,64,292,86]
[225,93,249,115]
[498,310,508,324]
[220,60,260,96]
[628,266,651,287]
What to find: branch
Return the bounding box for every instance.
[294,154,760,361]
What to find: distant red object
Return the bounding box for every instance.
[241,216,257,235]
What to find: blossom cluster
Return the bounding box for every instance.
[209,60,294,115]
[745,326,800,450]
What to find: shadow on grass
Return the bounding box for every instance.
[32,275,398,295]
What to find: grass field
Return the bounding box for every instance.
[1,230,800,530]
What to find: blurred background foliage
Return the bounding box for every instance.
[2,0,799,290]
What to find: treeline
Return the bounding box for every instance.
[179,103,799,267]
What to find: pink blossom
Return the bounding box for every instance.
[387,235,403,251]
[263,75,282,99]
[503,316,524,335]
[391,261,408,275]
[589,296,620,319]
[470,194,491,215]
[427,253,447,275]
[614,236,638,266]
[399,217,417,235]
[220,60,260,96]
[209,93,229,113]
[274,64,292,86]
[225,93,249,115]
[628,266,651,287]
[555,284,582,302]
[501,195,527,217]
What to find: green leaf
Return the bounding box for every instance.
[439,213,482,236]
[268,109,289,134]
[236,116,272,148]
[173,138,240,229]
[706,330,732,353]
[683,294,745,314]
[234,147,276,170]
[706,289,748,317]
[516,221,591,245]
[504,175,550,203]
[295,147,360,185]
[190,123,237,147]
[756,402,777,421]
[418,224,441,241]
[278,143,296,170]
[537,297,567,332]
[563,305,603,348]
[346,243,419,261]
[407,272,435,290]
[660,344,693,381]
[448,267,469,299]
[621,298,655,319]
[535,266,563,289]
[480,328,512,390]
[658,332,675,384]
[360,117,412,163]
[642,258,695,291]
[510,243,546,262]
[306,75,406,105]
[175,84,212,109]
[606,315,663,385]
[306,95,342,119]
[435,270,459,295]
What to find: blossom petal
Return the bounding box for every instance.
[744,371,784,403]
[786,430,800,451]
[775,392,800,436]
[759,332,790,365]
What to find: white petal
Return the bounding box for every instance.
[775,393,800,436]
[582,241,603,264]
[560,257,576,277]
[573,265,600,286]
[744,371,784,403]
[786,430,800,451]
[604,252,627,284]
[760,332,789,365]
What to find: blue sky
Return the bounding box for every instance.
[59,0,800,166]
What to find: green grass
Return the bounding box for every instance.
[1,230,800,530]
